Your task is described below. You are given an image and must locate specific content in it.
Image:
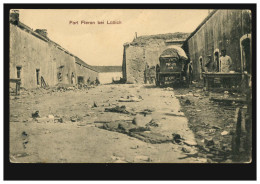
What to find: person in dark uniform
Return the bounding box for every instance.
[95,77,100,85]
[188,60,193,84]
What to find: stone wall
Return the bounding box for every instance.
[186,10,252,80]
[123,34,188,83]
[10,24,98,89]
[75,63,99,84]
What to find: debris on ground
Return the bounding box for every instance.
[22,131,28,137]
[204,138,215,147]
[93,101,98,107]
[118,95,143,102]
[138,108,154,116]
[183,140,197,146]
[193,94,200,97]
[212,125,221,130]
[99,120,171,144]
[104,105,130,114]
[132,115,152,127]
[174,85,244,162]
[32,111,40,118]
[172,133,184,144]
[163,87,173,91]
[146,119,159,127]
[221,131,229,136]
[130,145,139,149]
[184,99,191,105]
[164,112,185,117]
[209,129,216,133]
[70,115,82,122]
[182,147,191,153]
[54,117,63,123]
[210,97,246,104]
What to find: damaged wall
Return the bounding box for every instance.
[185,10,252,80]
[122,33,189,83]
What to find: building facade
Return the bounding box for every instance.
[122,33,189,83]
[183,10,252,80]
[9,11,98,89]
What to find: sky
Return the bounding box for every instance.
[18,9,209,66]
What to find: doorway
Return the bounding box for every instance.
[199,56,203,79]
[77,76,84,85]
[16,66,22,78]
[240,34,251,74]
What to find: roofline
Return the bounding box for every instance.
[12,21,98,73]
[91,65,122,73]
[184,10,218,42]
[75,59,99,72]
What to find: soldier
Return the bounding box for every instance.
[71,72,75,84]
[219,49,233,72]
[188,60,193,84]
[95,77,100,85]
[87,77,91,85]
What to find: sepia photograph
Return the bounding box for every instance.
[7,6,254,168]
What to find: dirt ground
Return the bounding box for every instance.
[174,83,248,163]
[9,83,244,163]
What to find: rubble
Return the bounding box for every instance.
[138,108,154,116]
[221,131,229,136]
[118,95,143,102]
[172,133,184,144]
[70,115,82,122]
[212,125,221,130]
[146,119,159,127]
[193,94,200,97]
[164,112,185,117]
[54,117,63,123]
[182,147,191,153]
[93,102,98,107]
[132,115,153,127]
[130,145,139,149]
[183,140,197,146]
[204,138,215,147]
[163,87,173,91]
[99,120,171,144]
[184,99,191,105]
[32,111,40,118]
[104,105,130,114]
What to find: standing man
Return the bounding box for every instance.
[188,60,193,84]
[71,72,75,84]
[87,77,91,85]
[95,77,100,85]
[220,49,233,88]
[205,55,217,72]
[219,49,233,72]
